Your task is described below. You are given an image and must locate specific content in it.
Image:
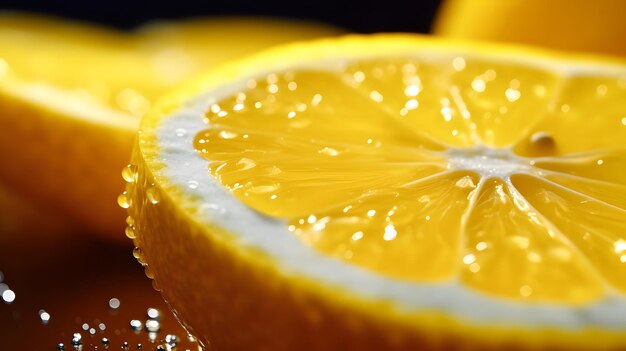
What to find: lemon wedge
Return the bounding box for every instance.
[0,13,342,238]
[126,35,626,350]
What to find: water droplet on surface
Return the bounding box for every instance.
[383,224,397,241]
[505,88,521,102]
[351,231,364,241]
[175,128,187,137]
[130,319,143,331]
[108,298,121,309]
[89,328,96,335]
[520,285,533,297]
[101,338,109,345]
[452,56,466,71]
[469,263,481,273]
[145,319,160,333]
[369,90,383,102]
[2,289,15,303]
[122,341,129,349]
[463,254,476,265]
[165,334,178,346]
[218,130,238,139]
[82,323,89,331]
[147,308,160,320]
[38,309,51,324]
[318,147,339,156]
[71,333,82,346]
[98,323,106,331]
[57,343,66,350]
[122,164,138,183]
[472,78,486,93]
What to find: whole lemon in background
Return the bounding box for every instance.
[0,12,343,240]
[433,0,626,57]
[126,34,626,350]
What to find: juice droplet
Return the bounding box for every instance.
[125,225,136,239]
[117,192,130,209]
[151,279,161,292]
[132,247,142,259]
[144,266,155,279]
[125,215,135,226]
[146,186,160,205]
[121,164,138,183]
[133,247,147,266]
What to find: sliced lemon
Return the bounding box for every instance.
[433,0,626,57]
[126,35,626,350]
[0,13,342,238]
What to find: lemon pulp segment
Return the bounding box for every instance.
[193,56,626,304]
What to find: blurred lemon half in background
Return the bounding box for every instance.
[0,12,343,240]
[433,0,626,57]
[126,35,626,350]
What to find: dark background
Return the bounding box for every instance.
[0,0,442,33]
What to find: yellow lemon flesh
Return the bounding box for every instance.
[126,35,626,350]
[433,0,626,57]
[0,13,342,238]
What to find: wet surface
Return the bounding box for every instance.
[0,233,199,350]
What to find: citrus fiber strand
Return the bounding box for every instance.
[397,170,456,188]
[505,178,615,295]
[447,85,483,145]
[456,176,487,281]
[205,123,447,163]
[540,172,626,210]
[523,172,626,213]
[530,148,626,164]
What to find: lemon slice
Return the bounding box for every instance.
[126,35,626,350]
[433,0,626,57]
[0,13,342,238]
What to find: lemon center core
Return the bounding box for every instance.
[447,146,531,179]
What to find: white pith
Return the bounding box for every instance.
[154,53,626,330]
